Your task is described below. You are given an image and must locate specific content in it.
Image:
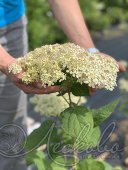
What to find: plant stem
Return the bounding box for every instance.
[59,92,70,105]
[68,91,72,107]
[62,130,68,166]
[76,97,81,106]
[73,137,78,170]
[63,146,67,166]
[69,166,76,170]
[68,83,72,107]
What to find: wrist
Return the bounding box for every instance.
[85,47,100,53]
[0,45,16,76]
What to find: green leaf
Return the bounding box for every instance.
[59,106,93,145]
[102,161,113,170]
[79,126,101,150]
[25,150,54,170]
[91,99,119,127]
[113,167,123,170]
[90,161,105,170]
[62,132,73,148]
[47,143,62,160]
[25,150,45,166]
[21,119,57,151]
[59,80,70,91]
[51,157,67,170]
[71,83,90,97]
[52,167,67,170]
[67,158,74,166]
[89,126,101,148]
[54,79,61,85]
[77,156,105,170]
[51,129,62,142]
[34,159,46,170]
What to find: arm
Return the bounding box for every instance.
[47,0,126,74]
[47,0,94,50]
[0,45,15,75]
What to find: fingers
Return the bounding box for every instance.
[91,87,98,91]
[98,52,126,73]
[88,85,99,96]
[23,84,68,94]
[116,61,126,72]
[37,83,43,89]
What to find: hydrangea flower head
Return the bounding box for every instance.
[9,43,119,91]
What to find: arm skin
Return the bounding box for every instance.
[47,0,126,94]
[47,0,95,50]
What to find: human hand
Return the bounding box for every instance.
[98,52,126,72]
[5,58,66,94]
[88,52,126,95]
[6,59,94,96]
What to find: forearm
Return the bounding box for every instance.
[0,45,15,75]
[47,0,95,49]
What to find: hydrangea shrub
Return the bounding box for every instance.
[9,43,121,170]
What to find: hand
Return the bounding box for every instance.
[98,52,126,72]
[88,52,126,95]
[6,58,67,94]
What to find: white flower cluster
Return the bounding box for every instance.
[29,93,87,117]
[9,43,119,90]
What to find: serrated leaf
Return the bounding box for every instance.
[25,150,54,170]
[71,83,90,97]
[25,150,55,170]
[62,132,73,148]
[102,161,113,170]
[89,126,100,148]
[25,150,45,166]
[77,157,105,170]
[89,161,105,170]
[21,119,57,151]
[51,157,67,170]
[59,80,70,91]
[91,99,119,127]
[79,126,100,150]
[59,106,93,144]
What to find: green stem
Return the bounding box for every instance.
[68,91,72,107]
[59,91,70,105]
[68,83,72,107]
[76,97,81,106]
[62,130,67,166]
[63,146,67,166]
[73,138,78,170]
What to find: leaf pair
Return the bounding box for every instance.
[59,80,90,97]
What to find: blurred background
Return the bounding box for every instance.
[24,0,128,51]
[24,0,128,169]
